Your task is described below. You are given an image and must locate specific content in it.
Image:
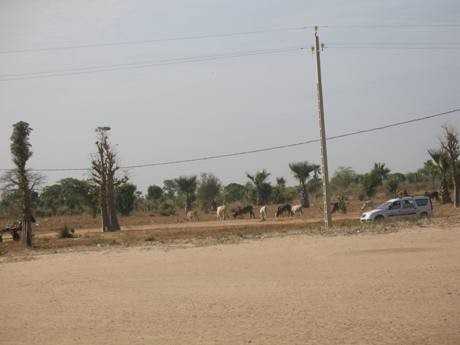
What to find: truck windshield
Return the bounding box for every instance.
[377,202,391,210]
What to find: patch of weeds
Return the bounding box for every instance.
[145,235,157,242]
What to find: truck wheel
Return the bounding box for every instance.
[374,215,384,222]
[419,212,428,218]
[12,231,20,241]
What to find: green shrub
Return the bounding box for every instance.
[337,194,348,213]
[158,201,176,216]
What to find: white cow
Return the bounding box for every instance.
[291,204,303,216]
[216,205,227,221]
[259,205,268,221]
[361,201,374,211]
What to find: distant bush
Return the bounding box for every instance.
[58,225,77,239]
[158,201,176,216]
[337,194,348,213]
[385,175,400,197]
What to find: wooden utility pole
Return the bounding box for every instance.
[313,26,332,227]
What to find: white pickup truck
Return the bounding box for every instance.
[360,196,432,222]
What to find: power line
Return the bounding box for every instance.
[322,24,460,29]
[328,42,460,46]
[327,44,460,50]
[1,23,458,55]
[1,108,457,173]
[0,46,305,79]
[0,26,312,55]
[3,42,459,82]
[0,46,306,81]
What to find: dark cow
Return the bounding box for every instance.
[0,222,22,242]
[275,203,293,218]
[232,205,255,219]
[330,202,339,214]
[425,191,439,201]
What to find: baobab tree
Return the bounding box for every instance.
[1,122,42,247]
[91,127,126,231]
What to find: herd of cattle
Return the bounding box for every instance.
[186,190,441,222]
[185,203,307,222]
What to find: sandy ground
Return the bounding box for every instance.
[1,226,459,345]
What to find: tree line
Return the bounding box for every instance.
[1,122,459,247]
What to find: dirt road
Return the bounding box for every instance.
[1,226,459,345]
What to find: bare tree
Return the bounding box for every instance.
[90,128,126,231]
[440,126,460,207]
[1,122,43,247]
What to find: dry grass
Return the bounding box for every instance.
[2,209,458,260]
[0,197,381,234]
[1,195,458,259]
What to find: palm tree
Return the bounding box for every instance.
[246,170,271,205]
[273,177,287,204]
[428,149,451,204]
[372,162,390,184]
[276,177,286,187]
[289,161,316,207]
[423,160,439,190]
[440,126,460,207]
[174,176,198,212]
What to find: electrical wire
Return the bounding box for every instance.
[327,44,460,50]
[0,25,312,55]
[322,24,460,29]
[3,41,459,82]
[1,108,457,173]
[1,23,458,55]
[0,46,306,81]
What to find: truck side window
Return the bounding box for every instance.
[391,201,401,210]
[403,200,414,209]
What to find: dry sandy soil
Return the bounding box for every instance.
[1,225,459,345]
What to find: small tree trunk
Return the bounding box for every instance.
[453,174,459,208]
[451,163,459,207]
[20,172,34,247]
[299,185,310,208]
[101,202,109,231]
[440,177,452,204]
[21,220,32,247]
[106,180,120,231]
[99,184,109,231]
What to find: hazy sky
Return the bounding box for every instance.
[1,0,459,192]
